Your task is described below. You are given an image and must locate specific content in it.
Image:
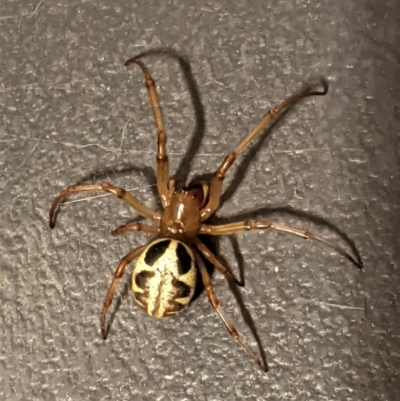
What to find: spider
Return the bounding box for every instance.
[49,54,362,372]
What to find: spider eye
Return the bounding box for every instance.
[187,186,203,205]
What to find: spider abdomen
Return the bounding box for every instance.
[131,238,197,318]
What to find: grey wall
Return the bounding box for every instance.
[1,1,399,400]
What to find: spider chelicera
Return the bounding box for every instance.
[49,54,362,372]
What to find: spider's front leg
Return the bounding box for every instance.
[125,56,171,209]
[200,220,362,269]
[49,183,160,228]
[200,80,328,221]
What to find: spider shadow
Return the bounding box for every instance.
[103,280,131,340]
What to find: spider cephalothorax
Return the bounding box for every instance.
[159,184,207,241]
[49,54,362,371]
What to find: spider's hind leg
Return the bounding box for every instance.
[193,250,266,372]
[101,245,146,339]
[194,237,243,286]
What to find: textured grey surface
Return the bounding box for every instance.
[1,1,399,400]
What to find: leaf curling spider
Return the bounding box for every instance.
[49,54,362,372]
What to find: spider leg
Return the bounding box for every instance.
[101,244,147,339]
[49,183,160,229]
[111,222,160,236]
[125,57,171,208]
[193,250,266,371]
[200,80,328,221]
[200,220,362,269]
[193,237,243,286]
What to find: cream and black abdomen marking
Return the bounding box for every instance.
[131,238,197,318]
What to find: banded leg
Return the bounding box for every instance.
[200,80,328,221]
[200,220,362,269]
[111,222,160,236]
[101,245,147,339]
[194,251,266,371]
[49,183,160,228]
[125,56,170,208]
[193,237,243,286]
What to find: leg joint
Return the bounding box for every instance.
[304,231,314,240]
[227,325,239,339]
[244,220,252,230]
[217,153,237,177]
[244,220,272,230]
[114,188,126,199]
[145,78,155,88]
[205,285,219,308]
[101,183,125,199]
